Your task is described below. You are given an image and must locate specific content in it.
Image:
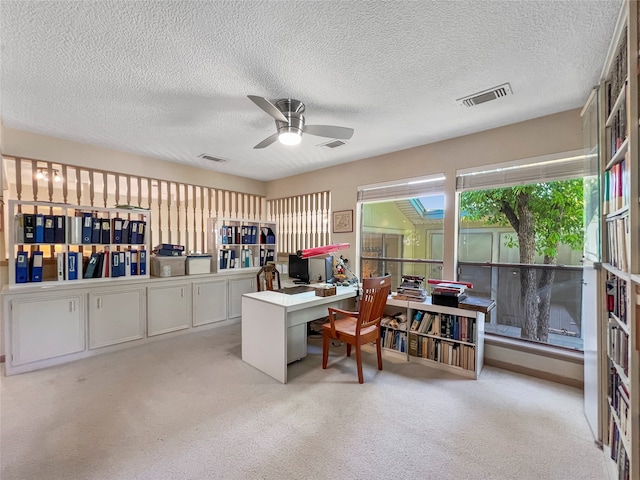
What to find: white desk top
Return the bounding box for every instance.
[243,285,358,312]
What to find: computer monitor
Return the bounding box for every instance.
[325,256,335,283]
[288,254,310,284]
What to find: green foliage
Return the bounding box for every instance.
[460,179,584,261]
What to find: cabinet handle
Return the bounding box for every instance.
[69,300,75,312]
[181,288,184,297]
[197,286,201,295]
[97,297,102,309]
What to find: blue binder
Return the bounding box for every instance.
[111,251,120,278]
[67,252,79,280]
[131,250,138,275]
[81,212,93,244]
[23,214,36,243]
[139,250,147,275]
[54,215,66,243]
[129,220,139,244]
[15,251,29,283]
[121,220,131,244]
[118,252,126,277]
[35,214,45,243]
[100,219,111,244]
[112,217,123,244]
[30,251,44,282]
[43,215,55,243]
[91,217,101,243]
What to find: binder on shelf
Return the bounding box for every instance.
[67,252,79,280]
[129,220,139,244]
[91,217,101,244]
[102,248,110,278]
[137,221,146,244]
[121,220,131,244]
[29,251,43,282]
[139,250,147,275]
[43,215,55,243]
[23,214,36,243]
[131,250,138,275]
[68,216,83,244]
[54,215,66,243]
[110,251,120,278]
[81,212,93,244]
[118,252,126,277]
[112,217,123,244]
[125,251,131,276]
[35,214,45,243]
[100,219,111,244]
[15,251,28,283]
[84,253,100,278]
[14,213,25,244]
[93,252,105,278]
[56,252,65,280]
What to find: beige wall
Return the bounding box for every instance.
[2,127,267,196]
[266,109,583,279]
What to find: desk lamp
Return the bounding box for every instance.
[296,243,359,286]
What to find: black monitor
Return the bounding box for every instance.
[325,256,335,284]
[288,254,310,284]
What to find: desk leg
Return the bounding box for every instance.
[241,298,288,383]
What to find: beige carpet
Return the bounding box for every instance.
[1,322,610,480]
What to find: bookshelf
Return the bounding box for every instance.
[382,296,485,379]
[598,2,639,478]
[8,200,150,287]
[208,217,277,272]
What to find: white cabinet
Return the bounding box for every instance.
[147,282,191,336]
[89,288,145,348]
[229,275,256,319]
[192,278,228,326]
[7,294,85,367]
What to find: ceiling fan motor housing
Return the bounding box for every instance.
[275,99,305,135]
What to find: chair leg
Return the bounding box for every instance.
[376,338,383,371]
[355,343,364,384]
[346,343,352,357]
[322,332,330,369]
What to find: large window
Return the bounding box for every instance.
[456,151,598,351]
[358,174,445,290]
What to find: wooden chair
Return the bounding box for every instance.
[322,275,392,383]
[256,264,281,291]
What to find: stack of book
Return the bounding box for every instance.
[153,243,185,256]
[430,280,470,307]
[397,275,427,301]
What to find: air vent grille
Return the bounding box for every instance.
[198,154,227,163]
[457,83,512,107]
[322,140,346,148]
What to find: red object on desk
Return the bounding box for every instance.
[427,278,474,289]
[296,243,350,259]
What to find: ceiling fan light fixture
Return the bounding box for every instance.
[278,130,302,146]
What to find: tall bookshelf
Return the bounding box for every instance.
[599,2,639,478]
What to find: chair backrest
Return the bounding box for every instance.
[357,275,392,333]
[256,264,281,291]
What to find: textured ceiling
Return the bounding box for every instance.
[0,0,622,181]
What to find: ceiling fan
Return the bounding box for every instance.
[248,95,354,149]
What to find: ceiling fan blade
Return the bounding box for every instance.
[303,124,354,140]
[253,132,280,149]
[247,95,288,122]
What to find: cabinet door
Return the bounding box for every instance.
[228,275,255,319]
[147,283,191,336]
[193,279,228,326]
[10,294,85,366]
[89,288,145,348]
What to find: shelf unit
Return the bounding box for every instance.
[382,297,485,379]
[598,2,639,478]
[207,217,277,272]
[8,200,150,287]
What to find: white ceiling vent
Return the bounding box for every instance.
[321,140,347,148]
[198,154,227,163]
[457,83,512,107]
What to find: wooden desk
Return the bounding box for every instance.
[241,285,357,383]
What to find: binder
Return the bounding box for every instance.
[121,220,130,244]
[91,217,101,244]
[137,221,146,244]
[23,214,36,243]
[112,217,123,243]
[30,251,44,282]
[44,215,55,243]
[15,251,29,283]
[102,247,110,278]
[118,252,126,277]
[230,250,236,268]
[67,252,79,280]
[252,226,258,244]
[131,250,138,275]
[139,249,147,275]
[93,252,105,278]
[35,214,45,243]
[129,220,139,244]
[100,219,111,244]
[84,253,100,278]
[54,215,66,243]
[110,251,120,278]
[56,252,65,280]
[81,212,93,244]
[68,216,83,244]
[124,251,131,276]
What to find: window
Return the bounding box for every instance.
[456,150,598,350]
[358,174,445,289]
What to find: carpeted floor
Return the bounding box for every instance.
[1,322,610,480]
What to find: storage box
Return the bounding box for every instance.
[315,285,336,297]
[431,293,467,308]
[150,255,186,278]
[186,255,212,275]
